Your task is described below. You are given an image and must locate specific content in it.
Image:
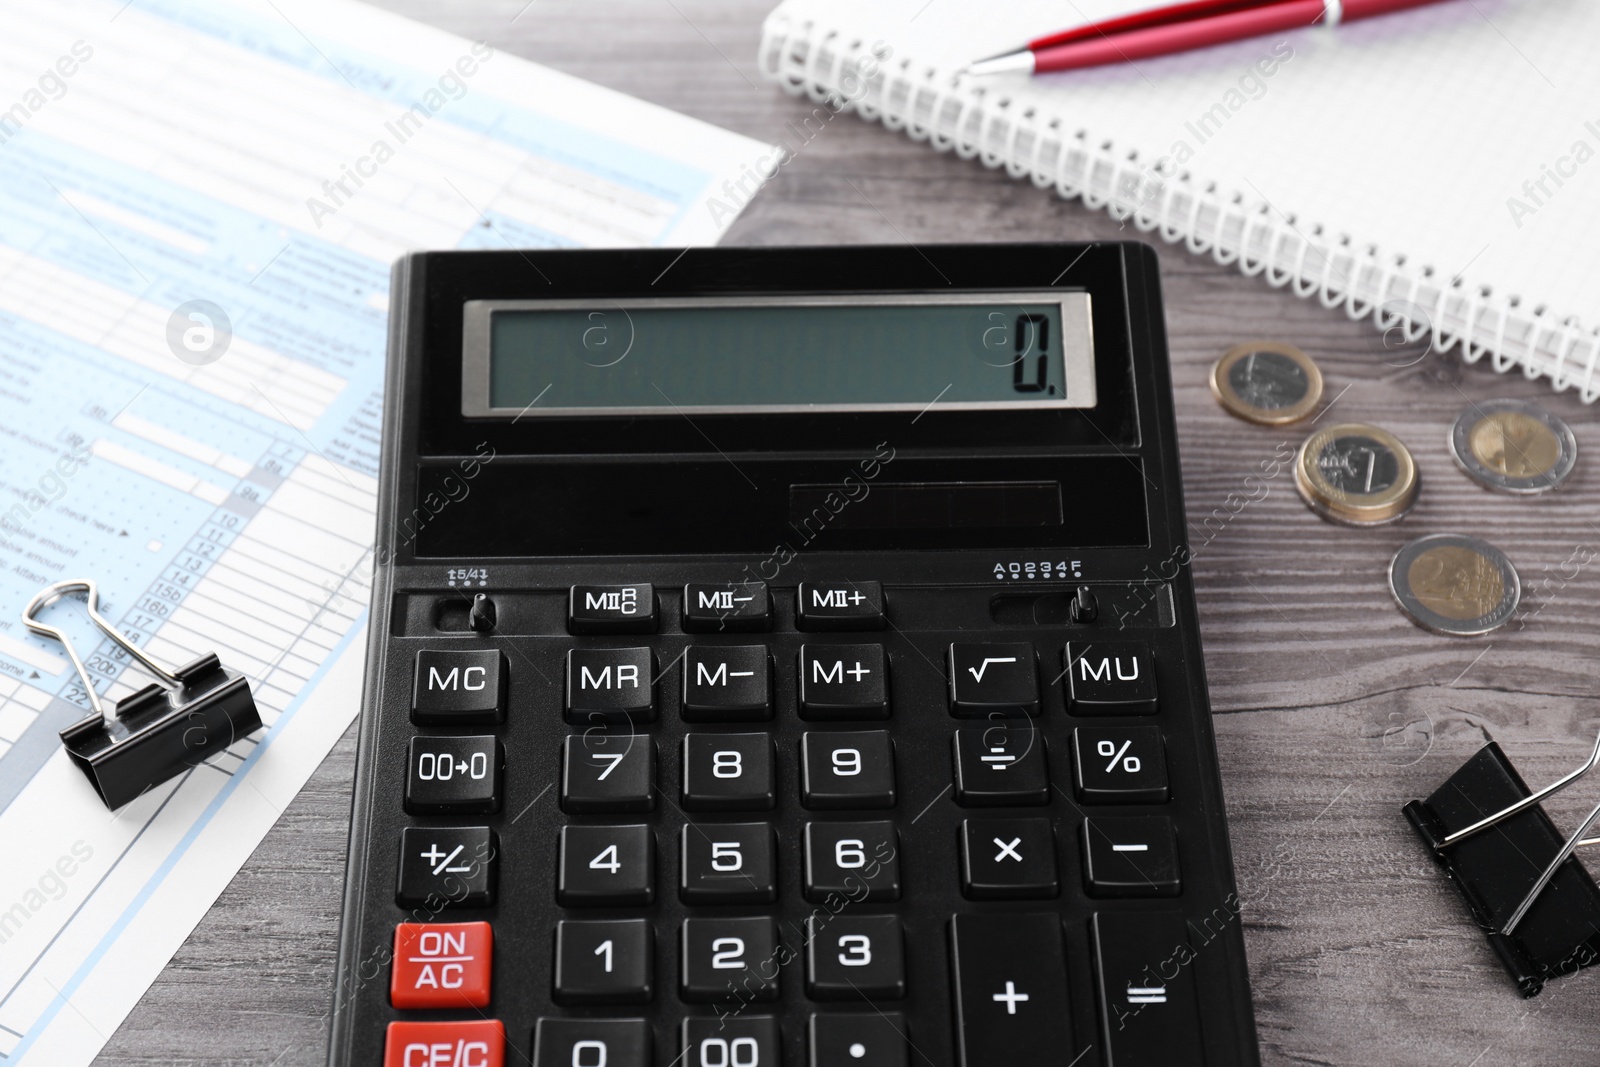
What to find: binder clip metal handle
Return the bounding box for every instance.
[23,578,263,810]
[1432,728,1600,935]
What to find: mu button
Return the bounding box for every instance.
[390,921,493,1009]
[1064,640,1157,714]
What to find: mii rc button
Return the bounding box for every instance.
[390,922,493,1009]
[569,584,657,634]
[384,1019,504,1067]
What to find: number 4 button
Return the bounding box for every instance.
[558,825,654,906]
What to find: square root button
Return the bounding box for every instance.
[948,643,1039,716]
[390,921,493,1009]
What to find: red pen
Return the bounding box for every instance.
[967,0,1452,75]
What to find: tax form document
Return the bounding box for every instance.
[0,2,769,1062]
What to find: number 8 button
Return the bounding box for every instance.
[681,733,775,811]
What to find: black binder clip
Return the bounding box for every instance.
[1403,732,1600,996]
[24,579,263,810]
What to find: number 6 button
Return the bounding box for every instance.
[802,731,895,809]
[804,821,901,902]
[557,825,654,905]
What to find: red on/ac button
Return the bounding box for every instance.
[391,921,493,1009]
[384,1019,503,1067]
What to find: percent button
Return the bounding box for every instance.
[1072,726,1167,804]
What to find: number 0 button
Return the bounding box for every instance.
[558,825,654,906]
[802,731,895,809]
[682,733,775,811]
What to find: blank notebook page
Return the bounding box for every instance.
[763,0,1600,394]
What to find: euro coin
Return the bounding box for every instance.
[1389,534,1520,636]
[1211,342,1323,425]
[1295,423,1418,526]
[1449,398,1576,494]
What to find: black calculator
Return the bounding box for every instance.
[327,243,1259,1067]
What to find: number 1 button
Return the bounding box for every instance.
[558,825,654,906]
[553,919,652,1004]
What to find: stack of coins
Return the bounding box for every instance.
[1294,423,1419,526]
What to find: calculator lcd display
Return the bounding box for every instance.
[463,293,1096,416]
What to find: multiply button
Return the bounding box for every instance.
[390,922,493,1009]
[952,725,1048,806]
[1065,640,1158,714]
[683,582,771,632]
[405,735,502,815]
[1082,816,1180,897]
[682,645,771,721]
[385,1020,504,1067]
[948,643,1040,716]
[799,644,889,719]
[960,818,1059,899]
[949,913,1072,1067]
[797,580,885,631]
[1073,726,1168,803]
[569,584,656,634]
[412,650,505,726]
[1092,912,1205,1066]
[396,827,496,908]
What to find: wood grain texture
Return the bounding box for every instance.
[91,2,1600,1064]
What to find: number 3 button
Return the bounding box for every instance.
[802,731,895,809]
[805,914,905,999]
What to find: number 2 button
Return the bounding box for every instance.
[558,825,654,906]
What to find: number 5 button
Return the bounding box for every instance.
[558,825,654,905]
[802,731,895,809]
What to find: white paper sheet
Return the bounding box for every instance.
[0,3,769,1063]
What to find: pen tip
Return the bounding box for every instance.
[964,50,1035,77]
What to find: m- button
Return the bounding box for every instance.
[796,581,885,631]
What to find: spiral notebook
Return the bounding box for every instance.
[759,0,1600,401]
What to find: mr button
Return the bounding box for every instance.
[413,650,505,726]
[1064,640,1158,714]
[391,921,493,1009]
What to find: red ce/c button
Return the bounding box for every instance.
[384,1019,504,1067]
[390,921,493,1009]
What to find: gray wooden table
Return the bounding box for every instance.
[92,2,1600,1064]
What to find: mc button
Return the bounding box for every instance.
[412,650,505,726]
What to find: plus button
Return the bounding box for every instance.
[847,661,870,681]
[992,981,1030,1015]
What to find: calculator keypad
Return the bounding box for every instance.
[379,583,1221,1067]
